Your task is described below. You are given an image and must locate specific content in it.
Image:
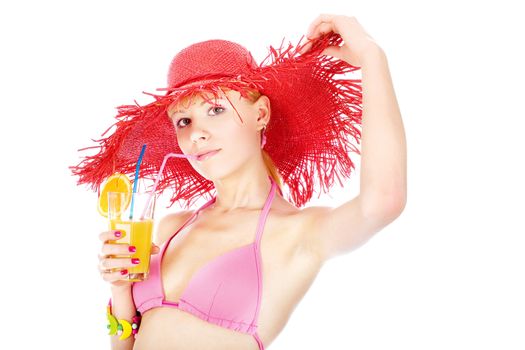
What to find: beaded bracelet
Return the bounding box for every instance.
[106,298,141,340]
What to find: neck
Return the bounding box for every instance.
[211,170,274,213]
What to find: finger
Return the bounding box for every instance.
[306,13,336,38]
[306,14,333,37]
[301,24,333,55]
[298,39,313,55]
[99,257,138,270]
[322,46,343,60]
[100,243,134,257]
[100,268,131,283]
[309,22,335,40]
[99,230,124,243]
[151,244,160,255]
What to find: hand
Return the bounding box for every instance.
[98,230,161,289]
[300,14,381,67]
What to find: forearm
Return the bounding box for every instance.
[109,286,136,350]
[358,47,407,215]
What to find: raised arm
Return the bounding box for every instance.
[300,15,407,261]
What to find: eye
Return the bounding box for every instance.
[174,105,225,129]
[175,117,191,129]
[211,106,225,114]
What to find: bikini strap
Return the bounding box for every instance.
[250,176,276,342]
[160,194,216,254]
[196,195,217,214]
[254,176,277,247]
[164,177,276,250]
[179,194,216,231]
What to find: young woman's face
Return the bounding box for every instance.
[167,89,267,180]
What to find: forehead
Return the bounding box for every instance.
[168,88,238,114]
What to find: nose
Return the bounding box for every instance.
[190,125,210,145]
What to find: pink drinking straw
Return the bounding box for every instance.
[140,152,197,220]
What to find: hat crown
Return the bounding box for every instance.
[167,39,258,88]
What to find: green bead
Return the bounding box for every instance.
[107,314,118,335]
[117,324,123,331]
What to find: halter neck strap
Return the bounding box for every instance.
[194,175,278,215]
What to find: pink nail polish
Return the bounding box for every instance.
[114,231,121,238]
[121,269,128,275]
[128,246,136,253]
[132,258,140,265]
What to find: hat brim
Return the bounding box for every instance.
[70,32,363,209]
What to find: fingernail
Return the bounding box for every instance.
[114,231,121,238]
[132,258,140,264]
[121,269,128,275]
[128,246,136,253]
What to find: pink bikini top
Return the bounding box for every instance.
[130,176,279,350]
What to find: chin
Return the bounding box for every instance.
[192,163,229,182]
[195,163,243,184]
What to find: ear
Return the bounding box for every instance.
[255,95,271,128]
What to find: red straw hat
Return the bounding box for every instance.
[70,32,363,209]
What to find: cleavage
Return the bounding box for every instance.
[160,210,260,302]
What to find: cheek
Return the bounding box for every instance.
[175,133,189,153]
[227,128,260,155]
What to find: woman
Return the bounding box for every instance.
[76,14,406,350]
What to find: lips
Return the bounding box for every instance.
[196,149,221,161]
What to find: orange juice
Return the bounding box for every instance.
[109,218,154,281]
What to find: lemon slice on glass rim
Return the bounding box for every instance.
[97,173,132,218]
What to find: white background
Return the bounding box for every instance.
[1,0,524,349]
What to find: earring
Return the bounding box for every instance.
[261,125,267,149]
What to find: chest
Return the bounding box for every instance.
[158,209,324,342]
[160,210,294,301]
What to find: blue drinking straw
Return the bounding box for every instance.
[129,144,147,220]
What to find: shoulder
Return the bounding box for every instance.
[293,205,331,258]
[154,210,196,247]
[269,198,324,257]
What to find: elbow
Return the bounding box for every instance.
[389,188,407,215]
[361,190,406,222]
[388,195,406,220]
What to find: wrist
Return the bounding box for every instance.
[106,302,141,340]
[362,45,386,64]
[111,284,132,295]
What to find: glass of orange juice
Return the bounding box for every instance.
[107,192,156,282]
